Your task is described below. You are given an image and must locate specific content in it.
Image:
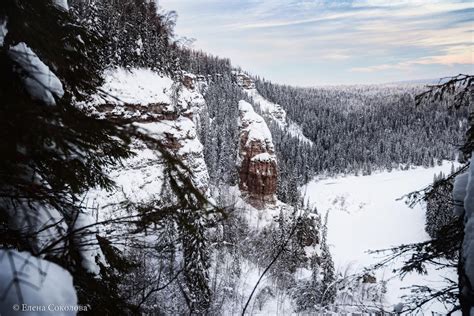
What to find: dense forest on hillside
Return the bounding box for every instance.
[0,0,472,314]
[256,79,467,177]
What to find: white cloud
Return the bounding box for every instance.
[352,45,473,72]
[161,0,474,84]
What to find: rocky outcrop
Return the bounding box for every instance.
[234,72,286,124]
[74,67,212,278]
[135,116,209,194]
[177,72,208,127]
[87,68,211,212]
[238,100,277,209]
[234,71,256,89]
[181,72,206,91]
[234,72,313,145]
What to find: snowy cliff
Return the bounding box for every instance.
[235,72,312,145]
[91,68,210,195]
[79,68,211,274]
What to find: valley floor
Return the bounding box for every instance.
[303,162,460,314]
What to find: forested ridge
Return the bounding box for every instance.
[256,79,467,176]
[0,0,472,314]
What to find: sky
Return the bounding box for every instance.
[159,0,474,86]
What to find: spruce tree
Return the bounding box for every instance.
[0,0,132,216]
[0,0,134,312]
[320,211,336,306]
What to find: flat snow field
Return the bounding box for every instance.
[303,162,460,314]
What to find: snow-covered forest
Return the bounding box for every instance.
[0,0,472,315]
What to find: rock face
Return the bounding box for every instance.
[234,71,313,145]
[177,72,208,128]
[135,116,209,194]
[234,72,286,124]
[238,100,277,209]
[75,67,212,279]
[234,72,256,89]
[87,67,211,213]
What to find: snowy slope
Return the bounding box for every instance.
[245,88,313,145]
[303,162,460,314]
[215,186,313,315]
[234,72,313,145]
[95,68,174,106]
[244,88,287,124]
